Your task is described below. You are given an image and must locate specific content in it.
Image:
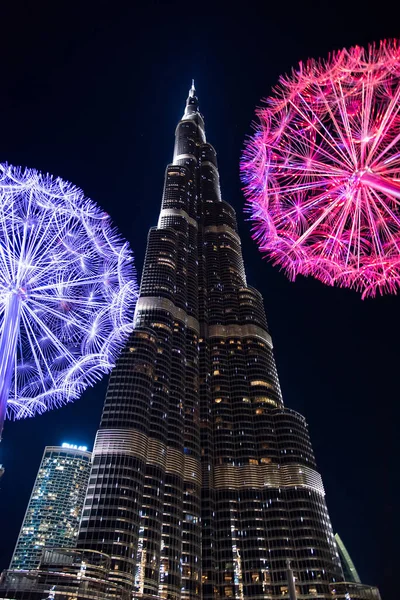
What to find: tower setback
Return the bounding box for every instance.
[76,83,345,600]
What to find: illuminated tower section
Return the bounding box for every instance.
[77,83,344,600]
[10,444,91,571]
[78,82,203,599]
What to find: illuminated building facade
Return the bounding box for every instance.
[10,445,91,571]
[76,83,372,600]
[0,549,129,600]
[330,582,382,600]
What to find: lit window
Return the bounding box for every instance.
[151,322,171,332]
[254,396,277,407]
[185,514,198,523]
[262,571,271,583]
[309,587,318,595]
[280,586,288,595]
[250,380,273,388]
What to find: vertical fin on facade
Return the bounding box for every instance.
[335,533,362,583]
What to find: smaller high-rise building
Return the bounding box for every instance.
[10,444,91,571]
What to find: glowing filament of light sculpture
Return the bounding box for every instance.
[241,39,400,298]
[0,163,137,438]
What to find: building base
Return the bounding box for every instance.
[0,548,128,600]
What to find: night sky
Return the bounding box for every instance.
[0,1,398,598]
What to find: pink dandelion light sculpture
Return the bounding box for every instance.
[241,39,400,298]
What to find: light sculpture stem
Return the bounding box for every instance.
[0,293,21,440]
[360,172,400,199]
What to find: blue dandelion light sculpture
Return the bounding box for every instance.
[0,163,138,438]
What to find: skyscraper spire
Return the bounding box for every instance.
[183,79,203,125]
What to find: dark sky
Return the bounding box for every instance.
[0,1,398,598]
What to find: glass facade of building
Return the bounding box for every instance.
[334,533,361,584]
[330,582,382,600]
[10,446,91,571]
[0,549,129,600]
[76,84,357,599]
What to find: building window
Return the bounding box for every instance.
[250,380,273,388]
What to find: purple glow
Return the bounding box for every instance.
[0,163,138,436]
[241,39,400,298]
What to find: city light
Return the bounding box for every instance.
[62,443,88,452]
